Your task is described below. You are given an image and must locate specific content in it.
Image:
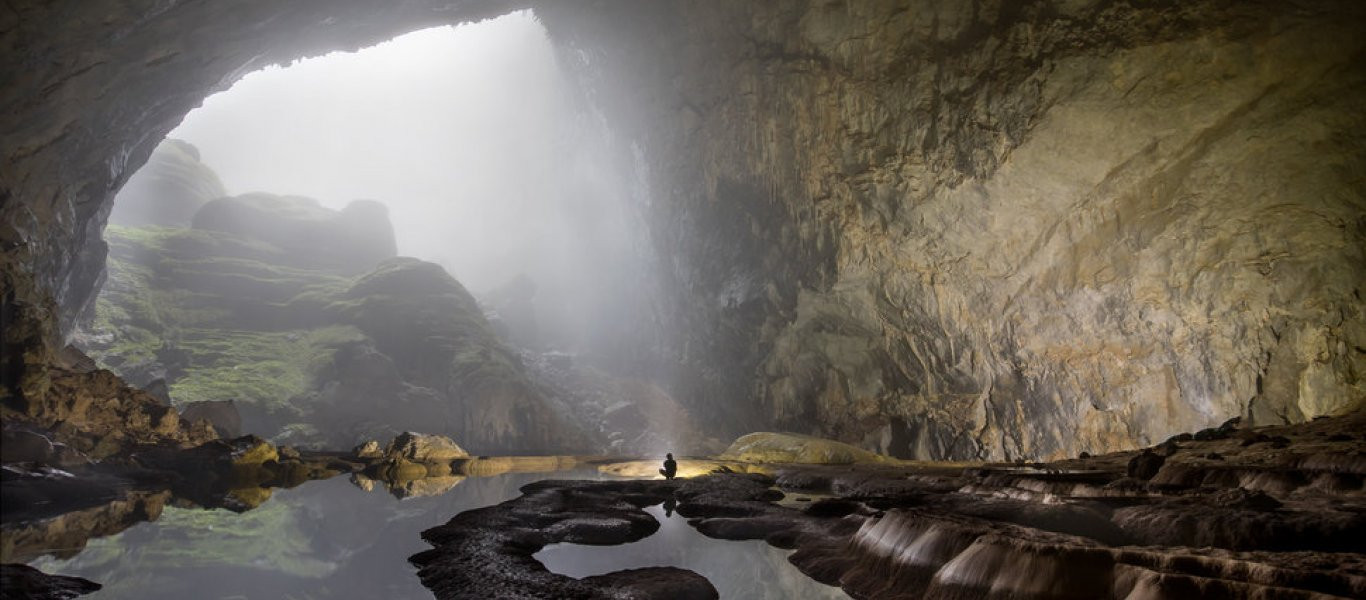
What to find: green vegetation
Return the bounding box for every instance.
[84,204,539,449]
[87,225,363,418]
[169,326,365,412]
[35,502,338,581]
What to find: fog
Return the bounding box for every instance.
[167,11,645,354]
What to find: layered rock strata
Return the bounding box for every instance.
[536,0,1366,459]
[3,0,1364,468]
[415,411,1366,599]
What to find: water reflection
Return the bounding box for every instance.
[28,470,585,599]
[20,466,848,599]
[536,504,850,599]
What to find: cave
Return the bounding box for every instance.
[2,1,1363,599]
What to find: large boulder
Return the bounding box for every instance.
[109,139,226,227]
[383,432,468,463]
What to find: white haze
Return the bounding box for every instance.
[170,11,643,352]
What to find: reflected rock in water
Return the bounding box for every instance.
[390,475,466,499]
[1,489,171,564]
[457,455,581,477]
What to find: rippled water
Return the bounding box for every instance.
[21,469,847,599]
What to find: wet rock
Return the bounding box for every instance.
[411,478,715,599]
[227,435,278,466]
[580,568,715,600]
[383,432,468,463]
[1154,440,1181,457]
[422,414,1366,600]
[0,564,100,600]
[1126,450,1166,480]
[1163,432,1194,445]
[5,366,217,459]
[352,440,382,459]
[1192,427,1227,442]
[0,429,55,464]
[277,445,301,461]
[1207,488,1283,511]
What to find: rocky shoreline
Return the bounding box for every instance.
[3,412,1362,598]
[413,412,1366,599]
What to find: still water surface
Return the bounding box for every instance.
[27,469,849,599]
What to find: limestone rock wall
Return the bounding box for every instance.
[540,0,1366,459]
[2,0,1363,459]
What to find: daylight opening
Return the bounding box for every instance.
[81,11,667,455]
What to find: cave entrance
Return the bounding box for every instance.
[78,11,653,453]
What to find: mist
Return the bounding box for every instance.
[167,11,642,354]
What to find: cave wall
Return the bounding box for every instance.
[3,0,1363,459]
[539,0,1366,459]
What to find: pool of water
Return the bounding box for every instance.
[18,469,847,599]
[25,470,585,599]
[537,504,850,599]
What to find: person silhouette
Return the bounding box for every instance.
[663,496,677,517]
[659,452,678,480]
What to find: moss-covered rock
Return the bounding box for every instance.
[336,258,582,453]
[192,194,395,275]
[78,206,587,454]
[719,432,892,465]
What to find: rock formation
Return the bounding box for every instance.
[410,478,718,600]
[720,431,892,465]
[77,189,584,453]
[0,563,100,600]
[534,0,1366,459]
[191,194,396,275]
[107,139,226,228]
[1,0,1363,472]
[415,411,1366,599]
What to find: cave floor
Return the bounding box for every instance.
[3,412,1365,599]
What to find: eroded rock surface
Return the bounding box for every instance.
[416,411,1366,599]
[411,478,717,600]
[2,0,1363,493]
[0,361,217,460]
[537,0,1366,459]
